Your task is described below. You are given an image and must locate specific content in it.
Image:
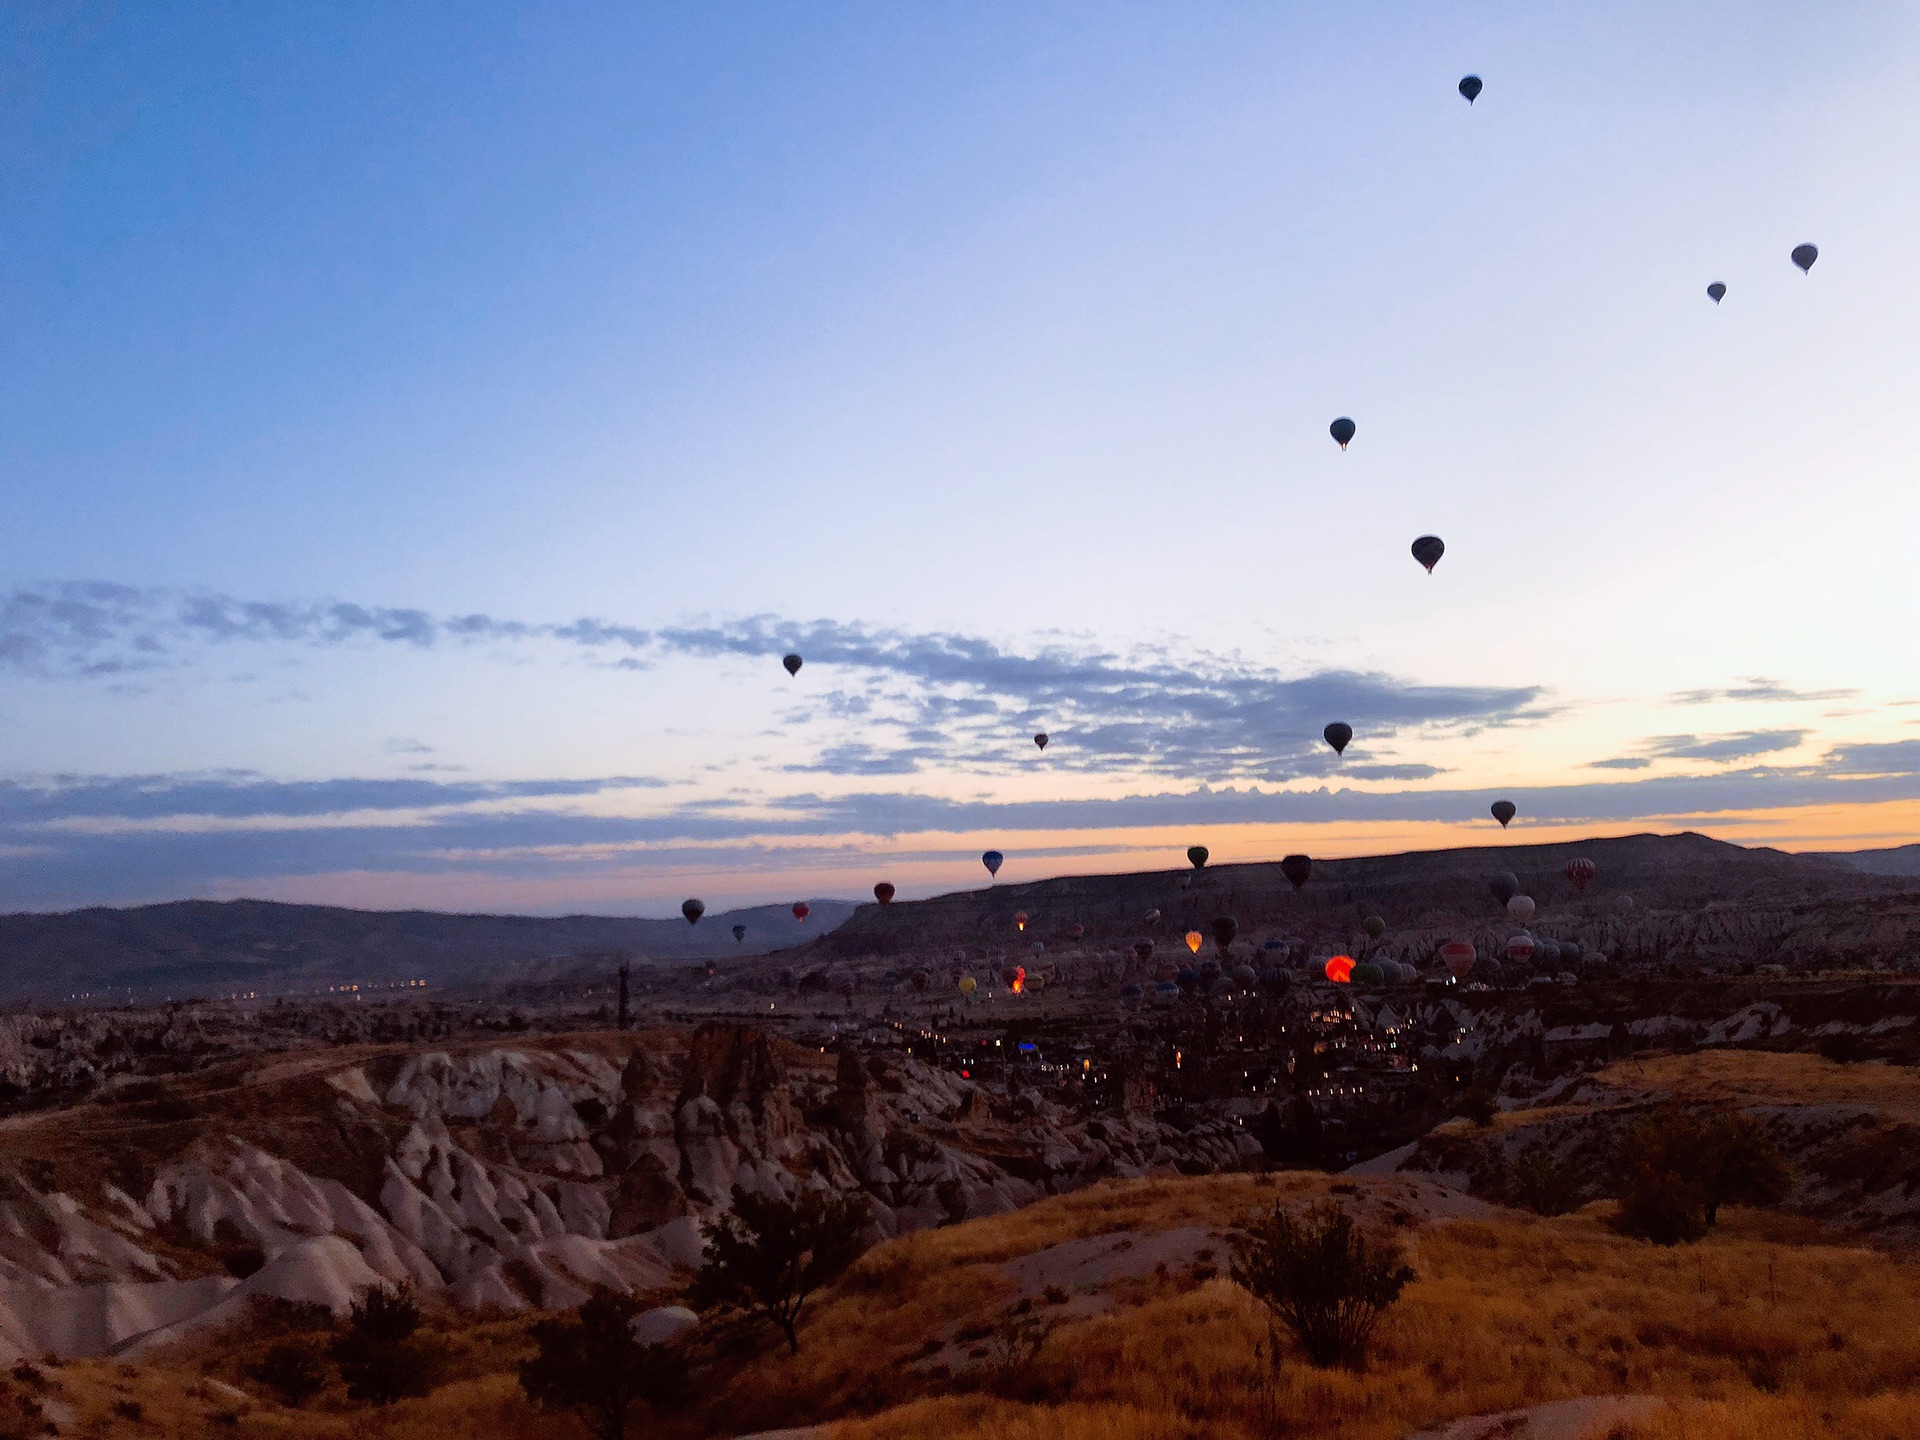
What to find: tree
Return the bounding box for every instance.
[1505,1147,1584,1216]
[519,1288,671,1440]
[1612,1107,1791,1245]
[1230,1202,1415,1369]
[689,1186,870,1353]
[249,1343,328,1407]
[1701,1112,1792,1227]
[330,1283,443,1405]
[1458,1086,1498,1127]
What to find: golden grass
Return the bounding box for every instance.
[1627,1391,1920,1440]
[1591,1051,1920,1118]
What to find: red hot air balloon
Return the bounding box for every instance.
[1281,854,1312,890]
[874,882,895,905]
[1325,954,1355,984]
[792,902,810,922]
[1441,940,1476,980]
[1565,857,1596,892]
[1507,931,1536,964]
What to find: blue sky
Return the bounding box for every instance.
[3,3,1918,913]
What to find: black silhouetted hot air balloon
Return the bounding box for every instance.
[1330,417,1356,450]
[1134,940,1155,961]
[1034,733,1049,750]
[1211,916,1238,952]
[732,923,746,943]
[1187,846,1209,870]
[1412,535,1445,573]
[1281,854,1312,890]
[1489,871,1519,905]
[681,898,705,925]
[1364,915,1386,940]
[792,902,810,921]
[1791,243,1818,273]
[782,653,803,677]
[982,850,1004,877]
[1323,723,1352,756]
[1459,74,1483,104]
[874,882,895,905]
[1491,800,1517,828]
[1707,282,1726,303]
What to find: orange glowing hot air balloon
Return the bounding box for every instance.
[1325,954,1355,984]
[1185,930,1203,954]
[1014,911,1028,932]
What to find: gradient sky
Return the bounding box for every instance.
[3,2,1918,914]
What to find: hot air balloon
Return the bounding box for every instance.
[1212,916,1238,952]
[1489,872,1520,905]
[1707,282,1726,303]
[1617,894,1635,912]
[1134,940,1155,961]
[792,902,810,922]
[982,849,1004,877]
[1143,908,1162,926]
[1791,243,1818,273]
[1330,417,1356,450]
[1412,535,1445,573]
[1187,846,1209,870]
[1533,937,1562,965]
[1068,923,1085,940]
[874,882,895,905]
[1185,930,1204,955]
[1565,857,1596,892]
[1442,940,1476,980]
[681,898,705,925]
[1459,74,1483,104]
[1507,894,1536,924]
[1233,963,1259,987]
[1324,722,1353,756]
[1507,931,1535,964]
[1325,954,1355,984]
[1281,854,1312,890]
[1351,961,1384,986]
[782,653,803,677]
[1491,800,1517,828]
[1363,915,1386,940]
[1034,733,1049,750]
[959,976,977,998]
[1560,938,1583,962]
[1014,911,1028,932]
[732,924,746,943]
[1031,940,1045,954]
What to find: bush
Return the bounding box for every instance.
[330,1283,444,1405]
[0,1375,43,1440]
[690,1186,870,1353]
[520,1288,671,1440]
[1459,1087,1498,1127]
[1506,1148,1585,1216]
[250,1343,328,1408]
[1612,1107,1792,1245]
[1230,1202,1415,1369]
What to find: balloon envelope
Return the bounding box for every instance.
[1185,930,1203,954]
[1329,416,1356,449]
[982,850,1004,876]
[1412,535,1445,572]
[782,653,803,677]
[793,902,810,921]
[1507,895,1536,924]
[1323,722,1353,755]
[1187,845,1209,870]
[1459,74,1483,103]
[732,924,746,942]
[1134,940,1155,961]
[873,882,895,905]
[1034,733,1049,750]
[1363,915,1386,940]
[1442,940,1476,980]
[959,976,977,996]
[1014,911,1028,931]
[1791,243,1818,273]
[1069,923,1085,940]
[1325,954,1355,984]
[1281,854,1312,890]
[1565,857,1596,892]
[681,898,705,925]
[1507,931,1536,963]
[1351,961,1384,986]
[1489,871,1520,905]
[1491,800,1517,827]
[1211,916,1238,951]
[1143,908,1162,925]
[1707,282,1726,303]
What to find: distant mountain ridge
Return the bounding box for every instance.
[1823,843,1920,877]
[0,897,858,1003]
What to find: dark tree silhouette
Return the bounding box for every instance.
[520,1288,671,1440]
[249,1343,328,1407]
[689,1187,870,1353]
[1231,1202,1415,1369]
[330,1283,443,1405]
[1613,1106,1791,1244]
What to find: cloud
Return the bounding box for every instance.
[1586,757,1652,770]
[1646,730,1807,763]
[1818,740,1920,776]
[1670,678,1857,705]
[0,584,1547,784]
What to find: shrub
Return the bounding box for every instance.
[1612,1107,1792,1245]
[330,1283,444,1405]
[690,1186,870,1353]
[1459,1087,1498,1126]
[520,1287,671,1440]
[249,1343,328,1408]
[1506,1148,1585,1216]
[1230,1202,1415,1369]
[0,1375,42,1440]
